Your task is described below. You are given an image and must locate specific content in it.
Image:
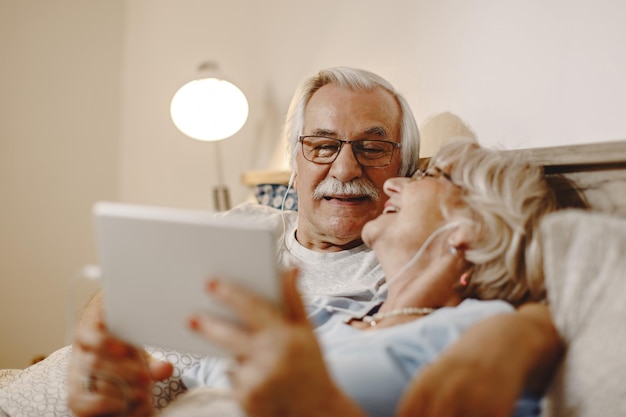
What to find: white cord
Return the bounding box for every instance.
[386,219,471,285]
[277,181,295,262]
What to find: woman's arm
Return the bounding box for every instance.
[190,275,563,417]
[397,303,563,417]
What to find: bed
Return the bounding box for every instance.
[1,139,626,417]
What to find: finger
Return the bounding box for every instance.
[67,370,147,417]
[281,268,308,322]
[69,347,153,404]
[146,356,174,381]
[74,321,141,361]
[76,347,152,384]
[205,278,282,330]
[188,312,250,356]
[67,372,150,416]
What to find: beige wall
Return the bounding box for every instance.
[120,0,626,211]
[0,1,124,368]
[2,0,626,368]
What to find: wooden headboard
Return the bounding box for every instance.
[506,140,626,217]
[242,140,626,217]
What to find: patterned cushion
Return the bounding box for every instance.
[0,344,205,416]
[254,183,298,210]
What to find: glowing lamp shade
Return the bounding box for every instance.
[170,77,249,141]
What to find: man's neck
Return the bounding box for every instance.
[294,228,364,252]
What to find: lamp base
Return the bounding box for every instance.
[213,185,231,212]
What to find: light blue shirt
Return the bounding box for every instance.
[182,296,540,417]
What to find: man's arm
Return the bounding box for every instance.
[513,303,564,394]
[397,303,563,417]
[69,291,175,417]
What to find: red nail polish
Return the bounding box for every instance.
[206,279,218,292]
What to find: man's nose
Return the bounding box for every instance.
[328,142,363,182]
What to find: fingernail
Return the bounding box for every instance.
[206,279,218,292]
[188,317,199,330]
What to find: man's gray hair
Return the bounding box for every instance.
[282,67,420,177]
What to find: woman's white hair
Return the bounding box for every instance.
[430,138,560,305]
[282,66,420,177]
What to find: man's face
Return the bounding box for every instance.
[294,83,403,251]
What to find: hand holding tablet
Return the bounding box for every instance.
[93,202,281,357]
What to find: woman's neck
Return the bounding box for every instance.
[380,251,465,313]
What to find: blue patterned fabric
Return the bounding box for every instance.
[254,183,298,210]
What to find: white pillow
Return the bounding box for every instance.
[541,209,626,417]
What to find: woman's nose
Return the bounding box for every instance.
[383,177,407,196]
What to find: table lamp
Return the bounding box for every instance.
[170,61,249,211]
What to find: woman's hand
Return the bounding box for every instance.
[189,268,365,417]
[67,305,173,417]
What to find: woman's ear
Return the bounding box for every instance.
[448,220,477,252]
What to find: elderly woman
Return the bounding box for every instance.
[68,138,560,417]
[179,137,560,417]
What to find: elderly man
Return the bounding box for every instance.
[218,66,419,300]
[68,67,561,417]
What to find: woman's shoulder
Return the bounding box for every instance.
[306,296,378,325]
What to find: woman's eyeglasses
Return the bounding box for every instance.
[411,167,457,187]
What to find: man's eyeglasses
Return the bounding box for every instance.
[298,135,401,167]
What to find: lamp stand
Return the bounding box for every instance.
[212,140,231,211]
[213,185,231,212]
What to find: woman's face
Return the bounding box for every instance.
[361,168,465,263]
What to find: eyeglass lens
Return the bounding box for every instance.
[412,167,455,185]
[300,136,398,167]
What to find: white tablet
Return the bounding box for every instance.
[93,201,281,357]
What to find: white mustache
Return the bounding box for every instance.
[312,178,380,201]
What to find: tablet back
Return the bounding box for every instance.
[93,201,280,357]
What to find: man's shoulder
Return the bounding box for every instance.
[218,202,297,227]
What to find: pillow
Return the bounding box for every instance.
[540,209,626,417]
[0,370,20,390]
[0,345,73,417]
[254,183,298,210]
[0,344,204,417]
